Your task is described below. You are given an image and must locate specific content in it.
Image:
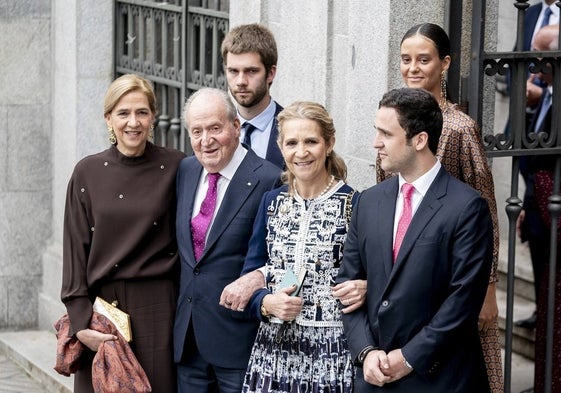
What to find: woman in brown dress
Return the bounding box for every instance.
[61,74,185,393]
[376,23,503,392]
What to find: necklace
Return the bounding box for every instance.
[317,175,335,198]
[294,175,335,199]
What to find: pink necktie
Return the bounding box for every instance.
[393,183,415,262]
[191,173,220,261]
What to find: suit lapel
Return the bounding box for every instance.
[179,161,202,267]
[380,179,399,278]
[390,169,448,276]
[200,151,262,261]
[265,102,284,169]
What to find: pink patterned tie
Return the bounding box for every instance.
[393,183,415,262]
[191,172,220,261]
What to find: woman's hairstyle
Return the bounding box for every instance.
[401,22,451,60]
[104,74,157,117]
[277,101,347,190]
[221,23,278,75]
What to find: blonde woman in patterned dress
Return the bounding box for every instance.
[240,102,359,393]
[375,22,503,392]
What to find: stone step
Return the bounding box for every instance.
[0,330,73,393]
[496,287,536,360]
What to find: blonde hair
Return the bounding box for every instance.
[104,74,157,117]
[277,101,347,192]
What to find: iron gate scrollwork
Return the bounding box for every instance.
[471,1,561,392]
[114,0,229,153]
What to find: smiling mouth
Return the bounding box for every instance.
[295,161,313,166]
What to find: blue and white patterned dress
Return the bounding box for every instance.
[242,181,358,393]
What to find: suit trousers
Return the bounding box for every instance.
[177,322,246,393]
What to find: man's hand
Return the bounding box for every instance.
[331,279,367,313]
[362,349,392,387]
[384,349,414,382]
[526,75,544,108]
[220,270,265,311]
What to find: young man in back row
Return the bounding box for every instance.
[221,23,284,169]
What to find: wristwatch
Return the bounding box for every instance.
[357,345,375,365]
[403,356,413,370]
[260,296,270,318]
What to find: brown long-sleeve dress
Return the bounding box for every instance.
[376,101,503,393]
[61,142,185,393]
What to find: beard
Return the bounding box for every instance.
[232,83,269,109]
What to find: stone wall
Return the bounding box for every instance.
[0,0,52,329]
[0,0,501,331]
[39,0,113,331]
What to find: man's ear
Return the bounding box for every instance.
[414,131,429,151]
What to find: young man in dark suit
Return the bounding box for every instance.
[337,88,493,392]
[174,88,280,393]
[221,23,284,169]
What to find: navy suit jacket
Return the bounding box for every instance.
[264,101,284,169]
[173,149,280,368]
[337,168,493,393]
[522,3,542,52]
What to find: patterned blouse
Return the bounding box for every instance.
[376,101,499,283]
[253,181,358,327]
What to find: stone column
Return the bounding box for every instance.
[0,1,51,329]
[39,0,113,330]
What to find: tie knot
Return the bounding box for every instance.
[401,183,415,199]
[243,122,256,134]
[242,122,256,147]
[541,7,553,28]
[208,172,220,186]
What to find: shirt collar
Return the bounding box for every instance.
[398,160,442,197]
[203,143,248,182]
[237,98,275,132]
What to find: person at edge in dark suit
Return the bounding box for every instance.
[520,23,561,393]
[221,23,284,169]
[336,87,493,393]
[174,87,280,393]
[514,0,559,330]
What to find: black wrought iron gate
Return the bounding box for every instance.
[113,0,229,154]
[467,1,561,392]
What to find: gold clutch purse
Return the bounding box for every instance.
[93,297,132,342]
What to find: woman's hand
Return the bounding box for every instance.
[263,286,303,321]
[478,282,499,332]
[76,328,117,352]
[332,279,367,313]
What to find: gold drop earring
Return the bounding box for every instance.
[107,125,117,145]
[440,70,447,107]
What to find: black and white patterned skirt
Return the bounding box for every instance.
[242,322,354,393]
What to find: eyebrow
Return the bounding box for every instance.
[375,125,391,134]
